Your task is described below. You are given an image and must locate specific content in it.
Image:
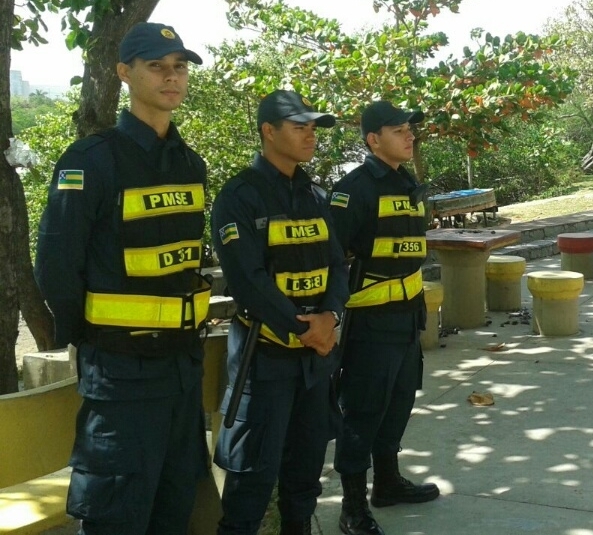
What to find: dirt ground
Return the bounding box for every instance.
[496,191,593,224]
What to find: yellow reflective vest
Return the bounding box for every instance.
[83,129,211,333]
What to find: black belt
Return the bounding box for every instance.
[86,328,202,358]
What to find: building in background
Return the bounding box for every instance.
[10,70,67,99]
[10,70,30,97]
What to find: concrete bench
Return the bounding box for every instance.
[10,323,229,535]
[0,377,79,534]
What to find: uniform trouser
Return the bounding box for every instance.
[334,337,421,475]
[215,375,334,535]
[67,380,205,535]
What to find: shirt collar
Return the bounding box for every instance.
[252,153,311,186]
[364,153,394,179]
[117,109,182,152]
[364,153,417,190]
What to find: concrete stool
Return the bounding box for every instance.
[557,232,593,279]
[421,281,444,350]
[527,270,584,336]
[485,255,526,311]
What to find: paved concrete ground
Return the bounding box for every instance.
[314,253,593,535]
[41,253,593,535]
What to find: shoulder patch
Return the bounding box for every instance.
[58,169,84,190]
[219,222,239,245]
[330,191,350,208]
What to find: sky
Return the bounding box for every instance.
[11,0,574,89]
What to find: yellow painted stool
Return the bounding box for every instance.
[421,281,444,350]
[485,255,526,311]
[527,270,584,336]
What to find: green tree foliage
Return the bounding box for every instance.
[19,97,79,253]
[544,1,593,154]
[423,118,581,204]
[11,93,61,134]
[223,0,577,180]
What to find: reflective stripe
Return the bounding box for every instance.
[238,315,304,349]
[276,267,328,297]
[347,269,423,308]
[371,237,426,258]
[124,240,202,277]
[378,196,425,218]
[85,288,211,330]
[122,184,205,221]
[268,218,329,246]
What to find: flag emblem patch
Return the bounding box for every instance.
[220,222,239,245]
[330,191,350,208]
[58,169,84,190]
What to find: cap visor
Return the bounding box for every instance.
[184,50,203,65]
[135,47,202,64]
[288,112,336,128]
[407,110,425,124]
[382,110,425,127]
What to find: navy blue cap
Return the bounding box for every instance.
[257,90,335,129]
[361,101,424,138]
[119,22,202,65]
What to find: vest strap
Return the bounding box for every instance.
[237,315,305,349]
[347,269,423,308]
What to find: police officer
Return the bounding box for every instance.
[329,101,440,535]
[34,22,210,535]
[211,89,349,535]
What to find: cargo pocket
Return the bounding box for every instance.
[214,386,270,473]
[340,345,387,416]
[67,433,142,523]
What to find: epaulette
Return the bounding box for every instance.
[342,165,367,184]
[67,128,117,153]
[224,173,253,194]
[224,167,263,194]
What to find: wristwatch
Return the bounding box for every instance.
[329,310,341,328]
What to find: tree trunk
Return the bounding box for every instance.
[412,138,424,182]
[0,0,20,394]
[14,172,55,352]
[75,0,161,138]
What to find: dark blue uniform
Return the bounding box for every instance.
[35,110,209,535]
[211,154,349,535]
[329,154,426,475]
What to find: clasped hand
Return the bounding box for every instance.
[295,311,337,357]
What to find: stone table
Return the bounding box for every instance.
[426,228,521,328]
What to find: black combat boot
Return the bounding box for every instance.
[371,453,440,507]
[339,473,385,535]
[279,517,312,535]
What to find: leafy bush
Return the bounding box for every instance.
[422,117,583,205]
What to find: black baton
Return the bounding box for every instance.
[223,318,262,429]
[332,257,363,394]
